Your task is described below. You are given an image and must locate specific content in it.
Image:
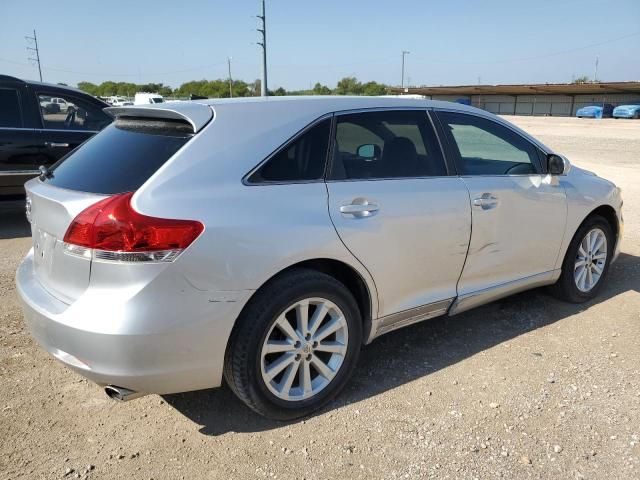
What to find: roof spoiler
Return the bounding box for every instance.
[104,103,214,133]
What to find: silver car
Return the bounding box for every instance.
[16,97,623,419]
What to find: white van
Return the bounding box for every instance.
[134,93,165,105]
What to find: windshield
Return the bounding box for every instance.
[151,98,164,104]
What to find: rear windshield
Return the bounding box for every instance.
[44,119,192,194]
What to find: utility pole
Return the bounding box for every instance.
[257,0,268,96]
[25,29,42,82]
[401,50,410,90]
[593,56,599,83]
[227,57,233,98]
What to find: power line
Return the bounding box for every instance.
[25,29,42,82]
[40,61,229,77]
[2,30,637,82]
[411,31,640,66]
[0,56,230,78]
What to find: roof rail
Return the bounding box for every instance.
[0,74,25,83]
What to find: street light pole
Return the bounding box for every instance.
[401,50,410,90]
[257,0,268,96]
[227,57,233,98]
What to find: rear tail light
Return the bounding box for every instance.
[62,192,204,263]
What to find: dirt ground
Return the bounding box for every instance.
[1,116,638,480]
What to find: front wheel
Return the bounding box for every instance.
[550,215,613,303]
[224,269,362,420]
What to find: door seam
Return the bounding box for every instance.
[323,181,381,318]
[453,176,474,306]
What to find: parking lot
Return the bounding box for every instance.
[0,116,638,479]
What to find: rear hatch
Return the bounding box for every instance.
[25,105,212,304]
[27,183,107,303]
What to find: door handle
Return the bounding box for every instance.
[44,142,70,148]
[472,193,499,210]
[339,199,379,218]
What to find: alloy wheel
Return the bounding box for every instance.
[574,227,608,292]
[260,297,349,401]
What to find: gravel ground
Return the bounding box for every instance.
[1,116,638,480]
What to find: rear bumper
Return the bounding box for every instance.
[16,250,252,395]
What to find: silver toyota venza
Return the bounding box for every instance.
[17,97,623,419]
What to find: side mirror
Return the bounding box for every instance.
[547,154,571,175]
[357,144,378,160]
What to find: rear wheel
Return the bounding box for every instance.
[224,269,362,420]
[550,215,613,303]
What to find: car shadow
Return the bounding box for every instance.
[0,200,30,239]
[164,251,639,436]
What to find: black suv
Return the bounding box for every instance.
[0,75,112,198]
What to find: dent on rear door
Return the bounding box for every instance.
[327,177,471,318]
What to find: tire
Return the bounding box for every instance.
[224,268,362,420]
[550,215,614,303]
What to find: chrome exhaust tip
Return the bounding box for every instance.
[105,385,146,402]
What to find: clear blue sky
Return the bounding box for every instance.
[1,0,639,90]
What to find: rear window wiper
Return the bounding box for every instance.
[39,165,53,180]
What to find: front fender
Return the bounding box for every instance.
[556,167,622,269]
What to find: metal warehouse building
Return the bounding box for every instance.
[393,82,640,116]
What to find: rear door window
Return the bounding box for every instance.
[37,92,110,131]
[43,119,192,194]
[330,110,447,180]
[0,88,22,128]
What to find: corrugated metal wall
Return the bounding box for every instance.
[428,93,640,116]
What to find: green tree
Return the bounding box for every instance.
[158,85,173,96]
[77,82,99,96]
[251,79,262,96]
[335,77,362,95]
[572,75,590,84]
[76,77,391,100]
[174,79,251,98]
[99,81,118,96]
[231,80,250,97]
[361,81,387,96]
[312,82,332,95]
[176,80,208,97]
[115,82,137,97]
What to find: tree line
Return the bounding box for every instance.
[76,77,390,98]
